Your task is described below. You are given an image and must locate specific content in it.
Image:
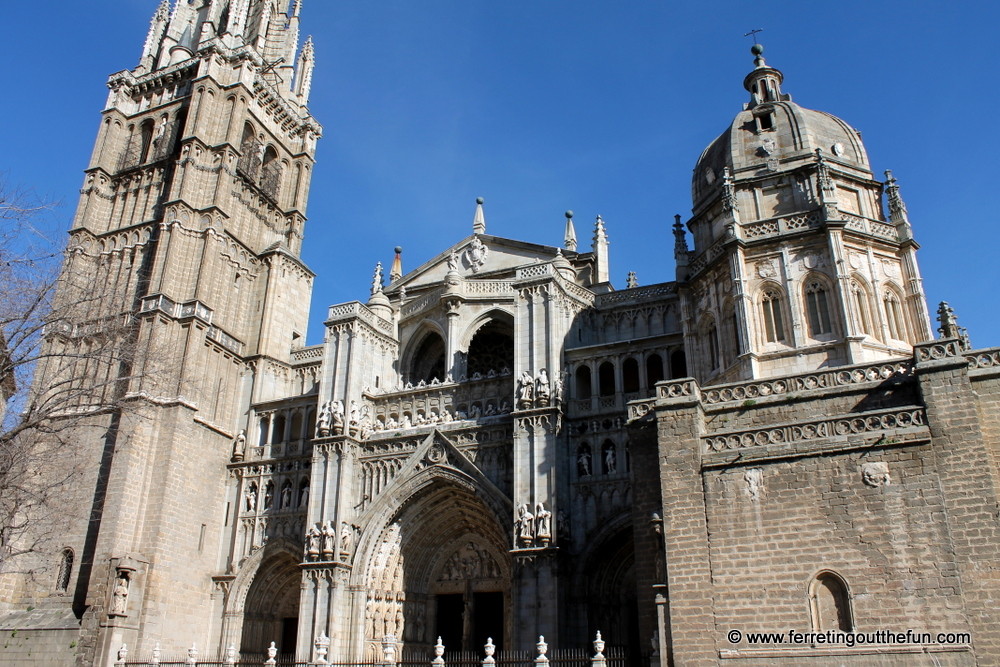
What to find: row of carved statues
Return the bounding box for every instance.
[516,369,564,409]
[514,502,565,548]
[305,520,357,562]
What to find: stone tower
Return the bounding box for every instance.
[5,2,321,665]
[677,44,932,384]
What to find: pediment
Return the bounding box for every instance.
[389,235,568,292]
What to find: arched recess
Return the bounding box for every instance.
[225,539,303,659]
[351,467,512,658]
[464,312,515,378]
[575,515,640,660]
[402,323,448,385]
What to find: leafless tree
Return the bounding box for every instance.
[0,178,160,580]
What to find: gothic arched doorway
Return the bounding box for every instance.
[357,476,511,659]
[239,547,302,658]
[584,526,640,665]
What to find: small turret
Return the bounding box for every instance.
[672,215,689,282]
[743,43,791,109]
[884,169,913,241]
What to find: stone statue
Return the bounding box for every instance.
[340,523,353,555]
[626,271,638,288]
[535,369,550,407]
[299,483,309,508]
[280,484,292,509]
[604,444,617,474]
[500,399,511,414]
[578,448,592,476]
[306,525,320,559]
[557,510,570,542]
[552,374,564,406]
[516,503,534,546]
[469,404,481,419]
[263,483,274,510]
[110,573,130,615]
[232,429,247,462]
[332,400,345,435]
[316,402,332,437]
[517,371,534,408]
[321,521,336,558]
[400,414,412,429]
[447,250,459,272]
[535,503,552,545]
[245,484,257,511]
[349,400,360,433]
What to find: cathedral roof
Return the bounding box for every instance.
[691,46,871,209]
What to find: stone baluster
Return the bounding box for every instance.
[315,633,331,665]
[431,636,445,666]
[482,637,496,667]
[591,631,606,667]
[223,644,237,665]
[265,641,278,665]
[535,636,549,667]
[149,642,161,666]
[186,643,198,666]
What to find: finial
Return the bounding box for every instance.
[626,271,638,289]
[593,215,607,241]
[937,301,972,350]
[564,210,577,252]
[371,262,384,295]
[473,197,486,235]
[389,247,403,282]
[744,29,765,66]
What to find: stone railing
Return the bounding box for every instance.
[915,339,964,362]
[400,288,444,319]
[326,301,394,335]
[291,345,324,362]
[595,282,677,307]
[702,406,926,454]
[741,210,822,242]
[966,347,1000,370]
[841,212,898,241]
[517,262,554,281]
[464,280,515,297]
[700,361,913,405]
[687,235,728,276]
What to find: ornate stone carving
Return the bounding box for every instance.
[755,259,777,279]
[535,369,550,407]
[744,468,764,501]
[438,541,501,581]
[109,572,130,616]
[232,429,247,462]
[517,371,534,408]
[463,237,489,273]
[316,401,332,437]
[535,503,552,546]
[515,503,535,546]
[861,462,891,488]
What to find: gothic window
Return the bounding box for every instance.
[263,481,274,510]
[260,146,282,201]
[258,416,268,446]
[466,320,514,378]
[850,279,874,337]
[670,350,687,379]
[408,331,446,384]
[138,119,155,164]
[809,572,853,632]
[575,365,592,400]
[271,414,286,443]
[598,362,616,396]
[884,289,906,341]
[622,358,640,394]
[305,410,315,442]
[761,289,786,343]
[646,354,664,387]
[703,318,720,370]
[280,480,293,509]
[56,549,74,592]
[577,442,592,477]
[290,412,303,441]
[805,281,833,336]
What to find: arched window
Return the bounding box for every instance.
[850,280,874,336]
[576,443,593,477]
[290,412,303,441]
[408,331,446,384]
[258,416,268,447]
[263,481,274,510]
[622,358,640,393]
[729,306,742,358]
[646,354,664,387]
[705,319,720,370]
[466,319,515,377]
[575,365,592,400]
[305,410,316,442]
[670,350,687,379]
[884,289,906,341]
[260,146,282,200]
[280,480,294,509]
[761,288,786,343]
[56,549,74,592]
[809,572,853,632]
[601,440,617,474]
[805,280,833,336]
[598,362,616,396]
[138,119,155,164]
[271,414,286,443]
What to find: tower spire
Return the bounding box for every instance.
[473,197,486,235]
[884,169,914,241]
[592,215,609,284]
[139,0,171,71]
[564,210,577,252]
[390,246,403,283]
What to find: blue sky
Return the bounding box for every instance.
[2,1,997,347]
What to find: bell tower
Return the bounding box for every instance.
[677,44,932,384]
[26,2,322,664]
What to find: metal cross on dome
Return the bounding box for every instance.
[744,29,764,44]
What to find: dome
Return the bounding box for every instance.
[692,50,871,210]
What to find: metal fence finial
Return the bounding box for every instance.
[150,642,161,666]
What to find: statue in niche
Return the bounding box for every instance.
[316,402,332,437]
[515,503,534,546]
[305,525,320,559]
[332,400,345,435]
[604,444,617,474]
[535,369,551,407]
[557,510,570,542]
[299,483,309,508]
[440,408,452,422]
[517,371,534,408]
[232,430,247,462]
[469,404,482,419]
[349,401,360,433]
[321,521,336,558]
[400,414,412,429]
[245,483,257,512]
[552,373,564,406]
[500,399,511,414]
[535,503,552,545]
[415,604,426,643]
[110,573,130,616]
[577,447,592,477]
[340,523,354,556]
[484,403,497,416]
[263,482,274,510]
[280,483,292,509]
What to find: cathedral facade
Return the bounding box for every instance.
[3,3,1000,667]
